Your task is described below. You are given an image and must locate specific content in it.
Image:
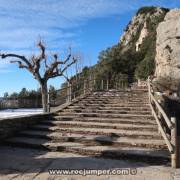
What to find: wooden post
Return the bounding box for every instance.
[69,83,72,102]
[106,79,109,91]
[47,90,50,112]
[147,77,153,116]
[147,77,151,103]
[67,83,69,103]
[90,76,93,92]
[67,82,70,103]
[84,80,86,95]
[101,80,104,90]
[171,117,180,168]
[93,79,96,91]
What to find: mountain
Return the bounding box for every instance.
[64,7,180,92]
[86,7,169,84]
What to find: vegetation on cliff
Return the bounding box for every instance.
[95,7,169,83]
[76,7,168,86]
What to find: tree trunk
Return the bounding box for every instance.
[40,81,48,112]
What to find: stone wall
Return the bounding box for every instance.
[0,113,51,140]
[0,98,42,109]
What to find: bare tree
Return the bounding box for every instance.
[0,41,77,112]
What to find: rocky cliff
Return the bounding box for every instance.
[74,7,172,87]
[118,7,168,80]
[120,7,167,52]
[155,9,180,87]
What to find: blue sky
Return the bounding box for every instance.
[0,0,180,96]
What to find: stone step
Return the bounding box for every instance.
[56,112,154,119]
[30,125,162,139]
[74,103,150,107]
[67,106,151,111]
[79,99,149,102]
[77,102,150,105]
[79,101,149,105]
[81,96,149,99]
[62,109,151,115]
[88,90,148,97]
[86,95,148,97]
[84,98,149,101]
[4,137,169,163]
[84,97,149,100]
[53,116,156,124]
[40,120,157,131]
[17,130,167,149]
[73,117,156,125]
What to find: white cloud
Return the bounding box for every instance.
[0,0,133,70]
[0,0,177,57]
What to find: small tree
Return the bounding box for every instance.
[0,41,77,112]
[49,85,57,100]
[3,92,9,98]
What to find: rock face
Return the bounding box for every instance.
[120,7,165,52]
[155,9,180,81]
[120,12,146,47]
[136,21,148,51]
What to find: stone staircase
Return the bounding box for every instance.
[2,89,170,164]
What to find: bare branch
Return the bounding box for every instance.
[61,57,77,74]
[44,52,73,80]
[62,74,70,82]
[0,53,32,67]
[63,54,71,64]
[0,41,76,83]
[47,57,77,80]
[37,41,45,59]
[10,60,29,69]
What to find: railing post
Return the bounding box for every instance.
[69,83,72,102]
[93,79,96,91]
[147,77,153,116]
[67,83,69,103]
[89,76,93,92]
[147,77,151,103]
[106,79,109,91]
[84,80,86,95]
[47,90,50,113]
[115,82,117,90]
[101,80,104,90]
[67,82,70,103]
[171,117,180,168]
